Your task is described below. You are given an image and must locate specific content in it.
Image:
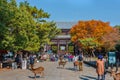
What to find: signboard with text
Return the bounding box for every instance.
[108,52,116,64]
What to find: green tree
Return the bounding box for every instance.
[0,0,17,50]
[19,1,61,48]
[36,22,61,48]
[114,25,120,34]
[0,0,60,52]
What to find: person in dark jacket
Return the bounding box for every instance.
[15,54,22,68]
[29,54,35,68]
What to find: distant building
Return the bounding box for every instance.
[48,22,77,54]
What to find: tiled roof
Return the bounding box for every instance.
[56,22,77,29]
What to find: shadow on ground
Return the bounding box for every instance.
[84,63,93,67]
[79,75,97,80]
[28,76,41,79]
[65,67,80,72]
[56,66,65,69]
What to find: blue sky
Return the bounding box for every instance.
[16,0,120,26]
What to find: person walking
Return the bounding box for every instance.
[15,54,22,68]
[29,54,35,68]
[78,53,83,71]
[96,55,105,80]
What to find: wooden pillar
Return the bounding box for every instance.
[57,40,59,53]
[66,40,68,52]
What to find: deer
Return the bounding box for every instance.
[30,65,44,80]
[73,61,83,71]
[58,60,67,68]
[73,61,79,71]
[110,69,120,80]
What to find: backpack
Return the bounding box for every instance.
[78,54,83,61]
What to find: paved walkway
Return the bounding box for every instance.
[0,61,114,80]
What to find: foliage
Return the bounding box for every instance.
[70,20,120,52]
[0,0,60,52]
[114,25,120,33]
[0,0,17,50]
[19,1,61,49]
[36,22,61,48]
[78,38,100,49]
[101,28,120,51]
[115,43,120,51]
[68,46,74,53]
[51,45,57,53]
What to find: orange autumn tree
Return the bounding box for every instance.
[70,20,118,54]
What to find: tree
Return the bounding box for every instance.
[0,0,17,50]
[19,1,61,48]
[19,1,50,22]
[70,20,119,54]
[0,0,60,52]
[114,25,120,33]
[101,28,120,51]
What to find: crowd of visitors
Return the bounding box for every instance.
[0,49,120,80]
